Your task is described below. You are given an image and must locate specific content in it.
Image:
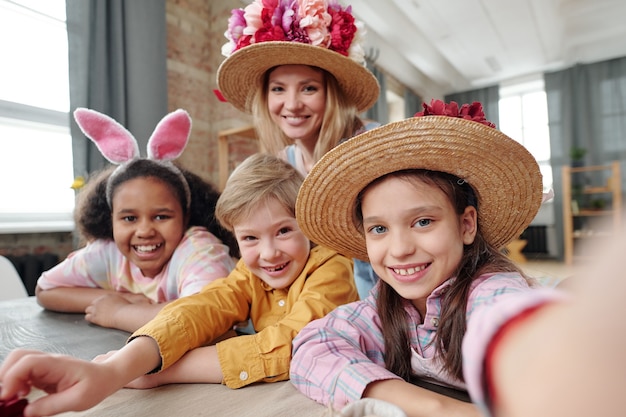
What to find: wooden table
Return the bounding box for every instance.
[0,297,326,416]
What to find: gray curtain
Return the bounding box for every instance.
[545,57,626,259]
[364,61,389,124]
[445,86,500,125]
[404,89,422,117]
[66,0,168,178]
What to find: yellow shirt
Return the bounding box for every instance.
[131,245,357,388]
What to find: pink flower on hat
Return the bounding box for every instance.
[243,0,264,35]
[299,0,332,47]
[221,0,362,64]
[222,9,247,49]
[415,99,497,128]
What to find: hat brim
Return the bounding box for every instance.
[296,116,543,261]
[217,42,380,114]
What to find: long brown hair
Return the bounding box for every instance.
[356,169,527,381]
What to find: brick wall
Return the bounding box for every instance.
[0,232,74,261]
[166,0,258,185]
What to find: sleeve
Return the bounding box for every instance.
[290,299,402,409]
[216,251,359,389]
[131,261,253,371]
[173,227,236,297]
[36,240,115,290]
[462,283,566,413]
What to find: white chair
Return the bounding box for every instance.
[0,255,28,300]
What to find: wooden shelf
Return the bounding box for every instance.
[217,125,258,190]
[583,186,612,194]
[574,209,614,216]
[562,161,622,265]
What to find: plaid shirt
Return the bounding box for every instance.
[291,271,561,412]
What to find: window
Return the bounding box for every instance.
[0,0,74,232]
[386,90,405,122]
[499,78,553,191]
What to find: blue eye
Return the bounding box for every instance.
[368,225,387,235]
[415,218,431,228]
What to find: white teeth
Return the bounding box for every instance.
[266,263,287,272]
[392,265,426,276]
[135,244,160,253]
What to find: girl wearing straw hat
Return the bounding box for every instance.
[217,0,382,299]
[290,100,562,416]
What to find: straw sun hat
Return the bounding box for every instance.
[217,1,380,114]
[296,100,544,261]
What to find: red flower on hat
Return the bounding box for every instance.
[327,5,356,56]
[222,0,363,64]
[415,99,496,128]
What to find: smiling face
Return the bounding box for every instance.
[266,64,326,146]
[233,197,310,290]
[111,177,185,278]
[360,175,477,316]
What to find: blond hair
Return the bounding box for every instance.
[251,66,363,162]
[215,153,304,232]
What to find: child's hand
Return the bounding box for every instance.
[0,350,118,417]
[85,294,131,328]
[0,395,28,417]
[86,293,163,333]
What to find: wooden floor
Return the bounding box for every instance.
[519,259,577,281]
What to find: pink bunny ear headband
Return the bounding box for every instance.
[73,108,193,209]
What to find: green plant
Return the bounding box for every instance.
[570,146,587,161]
[591,198,606,210]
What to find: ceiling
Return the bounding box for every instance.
[349,0,626,98]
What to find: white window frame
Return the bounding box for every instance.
[0,0,73,233]
[499,77,553,192]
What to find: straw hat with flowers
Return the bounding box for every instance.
[296,100,544,261]
[217,0,380,114]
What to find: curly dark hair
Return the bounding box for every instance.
[74,159,239,257]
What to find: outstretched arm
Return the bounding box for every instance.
[489,232,626,417]
[120,345,223,388]
[0,336,161,417]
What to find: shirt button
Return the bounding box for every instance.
[278,299,285,307]
[239,371,248,381]
[430,317,439,327]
